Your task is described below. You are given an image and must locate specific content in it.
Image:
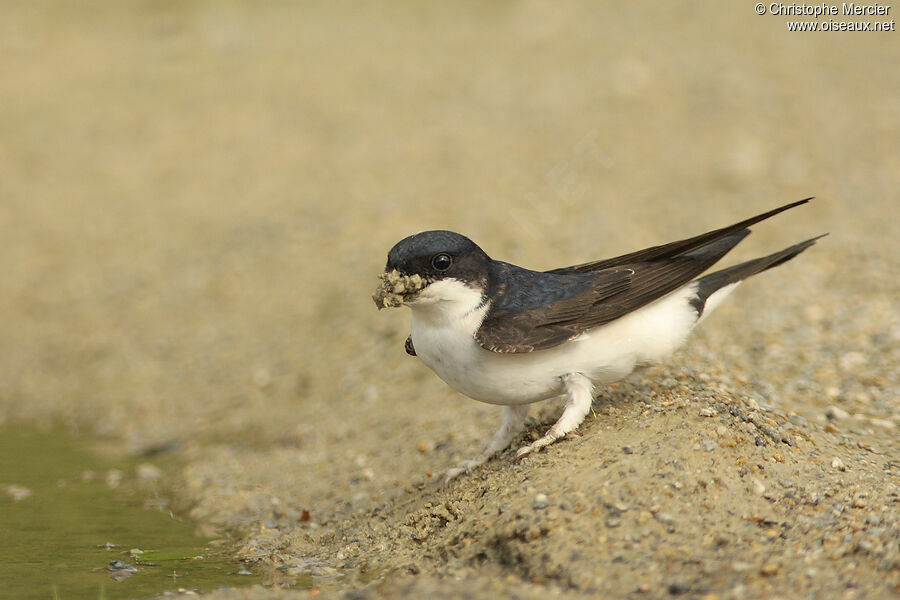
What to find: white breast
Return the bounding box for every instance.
[409,279,704,406]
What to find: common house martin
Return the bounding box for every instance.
[374,199,823,484]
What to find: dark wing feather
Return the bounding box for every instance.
[475,265,633,352]
[548,198,811,275]
[475,232,750,353]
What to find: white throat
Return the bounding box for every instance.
[407,279,487,329]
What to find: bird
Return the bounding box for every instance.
[373,199,823,484]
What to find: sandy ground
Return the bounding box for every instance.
[3,1,899,598]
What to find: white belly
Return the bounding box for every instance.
[409,281,703,406]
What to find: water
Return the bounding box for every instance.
[0,427,256,599]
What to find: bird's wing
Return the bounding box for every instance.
[475,231,750,353]
[547,198,811,275]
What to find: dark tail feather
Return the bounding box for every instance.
[691,233,827,317]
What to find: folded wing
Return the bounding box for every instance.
[476,199,812,353]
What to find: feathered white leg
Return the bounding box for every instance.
[515,372,593,461]
[443,404,529,486]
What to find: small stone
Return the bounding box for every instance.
[869,418,896,430]
[637,583,651,593]
[105,470,123,489]
[361,467,375,481]
[136,464,162,482]
[788,414,808,427]
[831,457,844,470]
[700,439,718,452]
[416,440,434,453]
[533,493,549,509]
[699,407,717,417]
[655,512,675,526]
[252,367,271,389]
[754,436,767,447]
[108,560,138,572]
[4,485,32,501]
[606,517,622,528]
[668,581,690,595]
[752,480,766,496]
[838,351,865,372]
[852,496,867,508]
[760,562,779,576]
[824,423,838,433]
[622,445,634,454]
[825,406,850,420]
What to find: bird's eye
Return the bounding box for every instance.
[431,253,452,271]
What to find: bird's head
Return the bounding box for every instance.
[373,230,491,310]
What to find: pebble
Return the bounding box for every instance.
[668,581,690,595]
[136,463,162,482]
[105,470,123,489]
[655,512,675,526]
[700,439,718,452]
[533,493,549,509]
[760,562,780,576]
[825,406,850,420]
[699,407,717,417]
[831,457,845,470]
[752,480,766,496]
[788,413,808,427]
[838,351,866,371]
[108,560,138,572]
[252,367,271,389]
[622,445,634,454]
[4,484,32,501]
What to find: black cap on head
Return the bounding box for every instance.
[386,230,491,285]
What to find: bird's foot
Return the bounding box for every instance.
[514,432,560,462]
[442,460,477,486]
[514,373,593,463]
[442,404,530,486]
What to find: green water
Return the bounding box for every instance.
[0,427,255,599]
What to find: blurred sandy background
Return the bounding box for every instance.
[1,1,898,597]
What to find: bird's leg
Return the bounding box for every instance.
[443,404,529,485]
[515,372,593,461]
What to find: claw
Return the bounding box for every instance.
[514,445,533,463]
[442,466,464,486]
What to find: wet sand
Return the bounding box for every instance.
[2,2,898,598]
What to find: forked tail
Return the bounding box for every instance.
[690,234,828,318]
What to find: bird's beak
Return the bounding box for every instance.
[372,270,426,309]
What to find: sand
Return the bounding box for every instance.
[2,2,898,599]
